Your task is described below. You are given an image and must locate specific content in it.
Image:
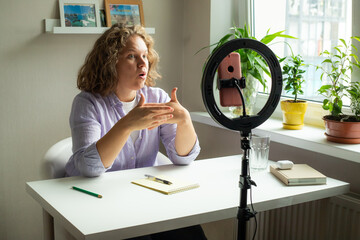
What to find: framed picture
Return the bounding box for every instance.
[59,0,101,27]
[104,0,145,27]
[99,9,107,27]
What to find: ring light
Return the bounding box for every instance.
[201,38,283,240]
[201,38,282,132]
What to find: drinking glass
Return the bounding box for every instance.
[249,135,270,170]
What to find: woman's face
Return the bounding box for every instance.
[116,35,149,99]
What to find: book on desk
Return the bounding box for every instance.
[270,164,327,186]
[132,175,200,195]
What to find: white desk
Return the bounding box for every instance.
[26,155,349,240]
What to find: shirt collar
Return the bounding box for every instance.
[107,92,122,107]
[107,90,143,108]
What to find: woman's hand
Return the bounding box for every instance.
[122,93,174,131]
[165,88,191,126]
[164,88,197,156]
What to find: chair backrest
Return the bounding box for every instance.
[43,137,73,179]
[155,151,172,166]
[43,137,171,178]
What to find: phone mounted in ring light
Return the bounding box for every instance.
[201,38,282,134]
[201,38,282,240]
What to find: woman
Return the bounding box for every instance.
[65,24,200,177]
[65,24,206,239]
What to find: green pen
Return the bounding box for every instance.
[72,186,102,198]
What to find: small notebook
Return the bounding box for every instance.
[131,175,200,195]
[270,164,327,186]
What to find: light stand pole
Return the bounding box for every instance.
[201,38,282,240]
[237,130,257,240]
[231,78,258,240]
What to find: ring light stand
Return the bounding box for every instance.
[201,38,282,240]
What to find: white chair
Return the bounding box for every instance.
[43,137,171,179]
[43,137,73,179]
[41,137,73,240]
[155,150,172,166]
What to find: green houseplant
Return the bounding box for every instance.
[348,81,360,120]
[280,54,308,129]
[317,37,360,143]
[198,24,295,116]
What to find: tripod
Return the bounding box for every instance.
[229,78,257,240]
[237,130,257,240]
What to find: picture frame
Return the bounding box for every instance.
[59,0,101,28]
[104,0,145,27]
[99,9,107,27]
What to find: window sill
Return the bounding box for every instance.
[254,93,353,128]
[190,111,360,164]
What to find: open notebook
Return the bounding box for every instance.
[131,175,200,195]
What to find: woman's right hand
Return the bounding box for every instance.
[122,93,174,131]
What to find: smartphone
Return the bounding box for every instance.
[218,52,243,107]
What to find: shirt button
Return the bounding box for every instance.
[131,157,134,160]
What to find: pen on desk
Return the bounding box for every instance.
[72,186,102,198]
[145,174,172,185]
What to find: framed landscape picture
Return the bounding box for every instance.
[105,0,144,27]
[59,0,101,27]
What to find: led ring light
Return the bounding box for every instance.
[201,38,282,132]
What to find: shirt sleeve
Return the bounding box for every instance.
[65,94,106,177]
[160,123,201,165]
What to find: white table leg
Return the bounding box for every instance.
[54,219,76,240]
[43,209,54,240]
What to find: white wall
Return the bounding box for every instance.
[0,0,187,239]
[1,1,85,239]
[182,0,211,111]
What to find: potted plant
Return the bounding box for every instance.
[198,24,295,116]
[317,37,360,143]
[280,54,308,129]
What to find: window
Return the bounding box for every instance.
[252,0,352,102]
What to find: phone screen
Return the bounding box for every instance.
[218,52,243,107]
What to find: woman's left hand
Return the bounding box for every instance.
[164,87,197,156]
[164,88,191,125]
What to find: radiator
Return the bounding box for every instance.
[325,193,360,240]
[246,193,360,240]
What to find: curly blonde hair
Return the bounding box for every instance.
[77,24,160,96]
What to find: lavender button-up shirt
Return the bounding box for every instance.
[65,86,200,177]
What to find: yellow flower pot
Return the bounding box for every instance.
[280,100,308,130]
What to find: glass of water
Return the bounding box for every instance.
[249,135,270,171]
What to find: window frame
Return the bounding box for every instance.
[242,0,358,127]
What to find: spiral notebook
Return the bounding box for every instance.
[131,175,200,195]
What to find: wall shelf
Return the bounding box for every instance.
[44,19,155,35]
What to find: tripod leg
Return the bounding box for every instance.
[237,188,248,240]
